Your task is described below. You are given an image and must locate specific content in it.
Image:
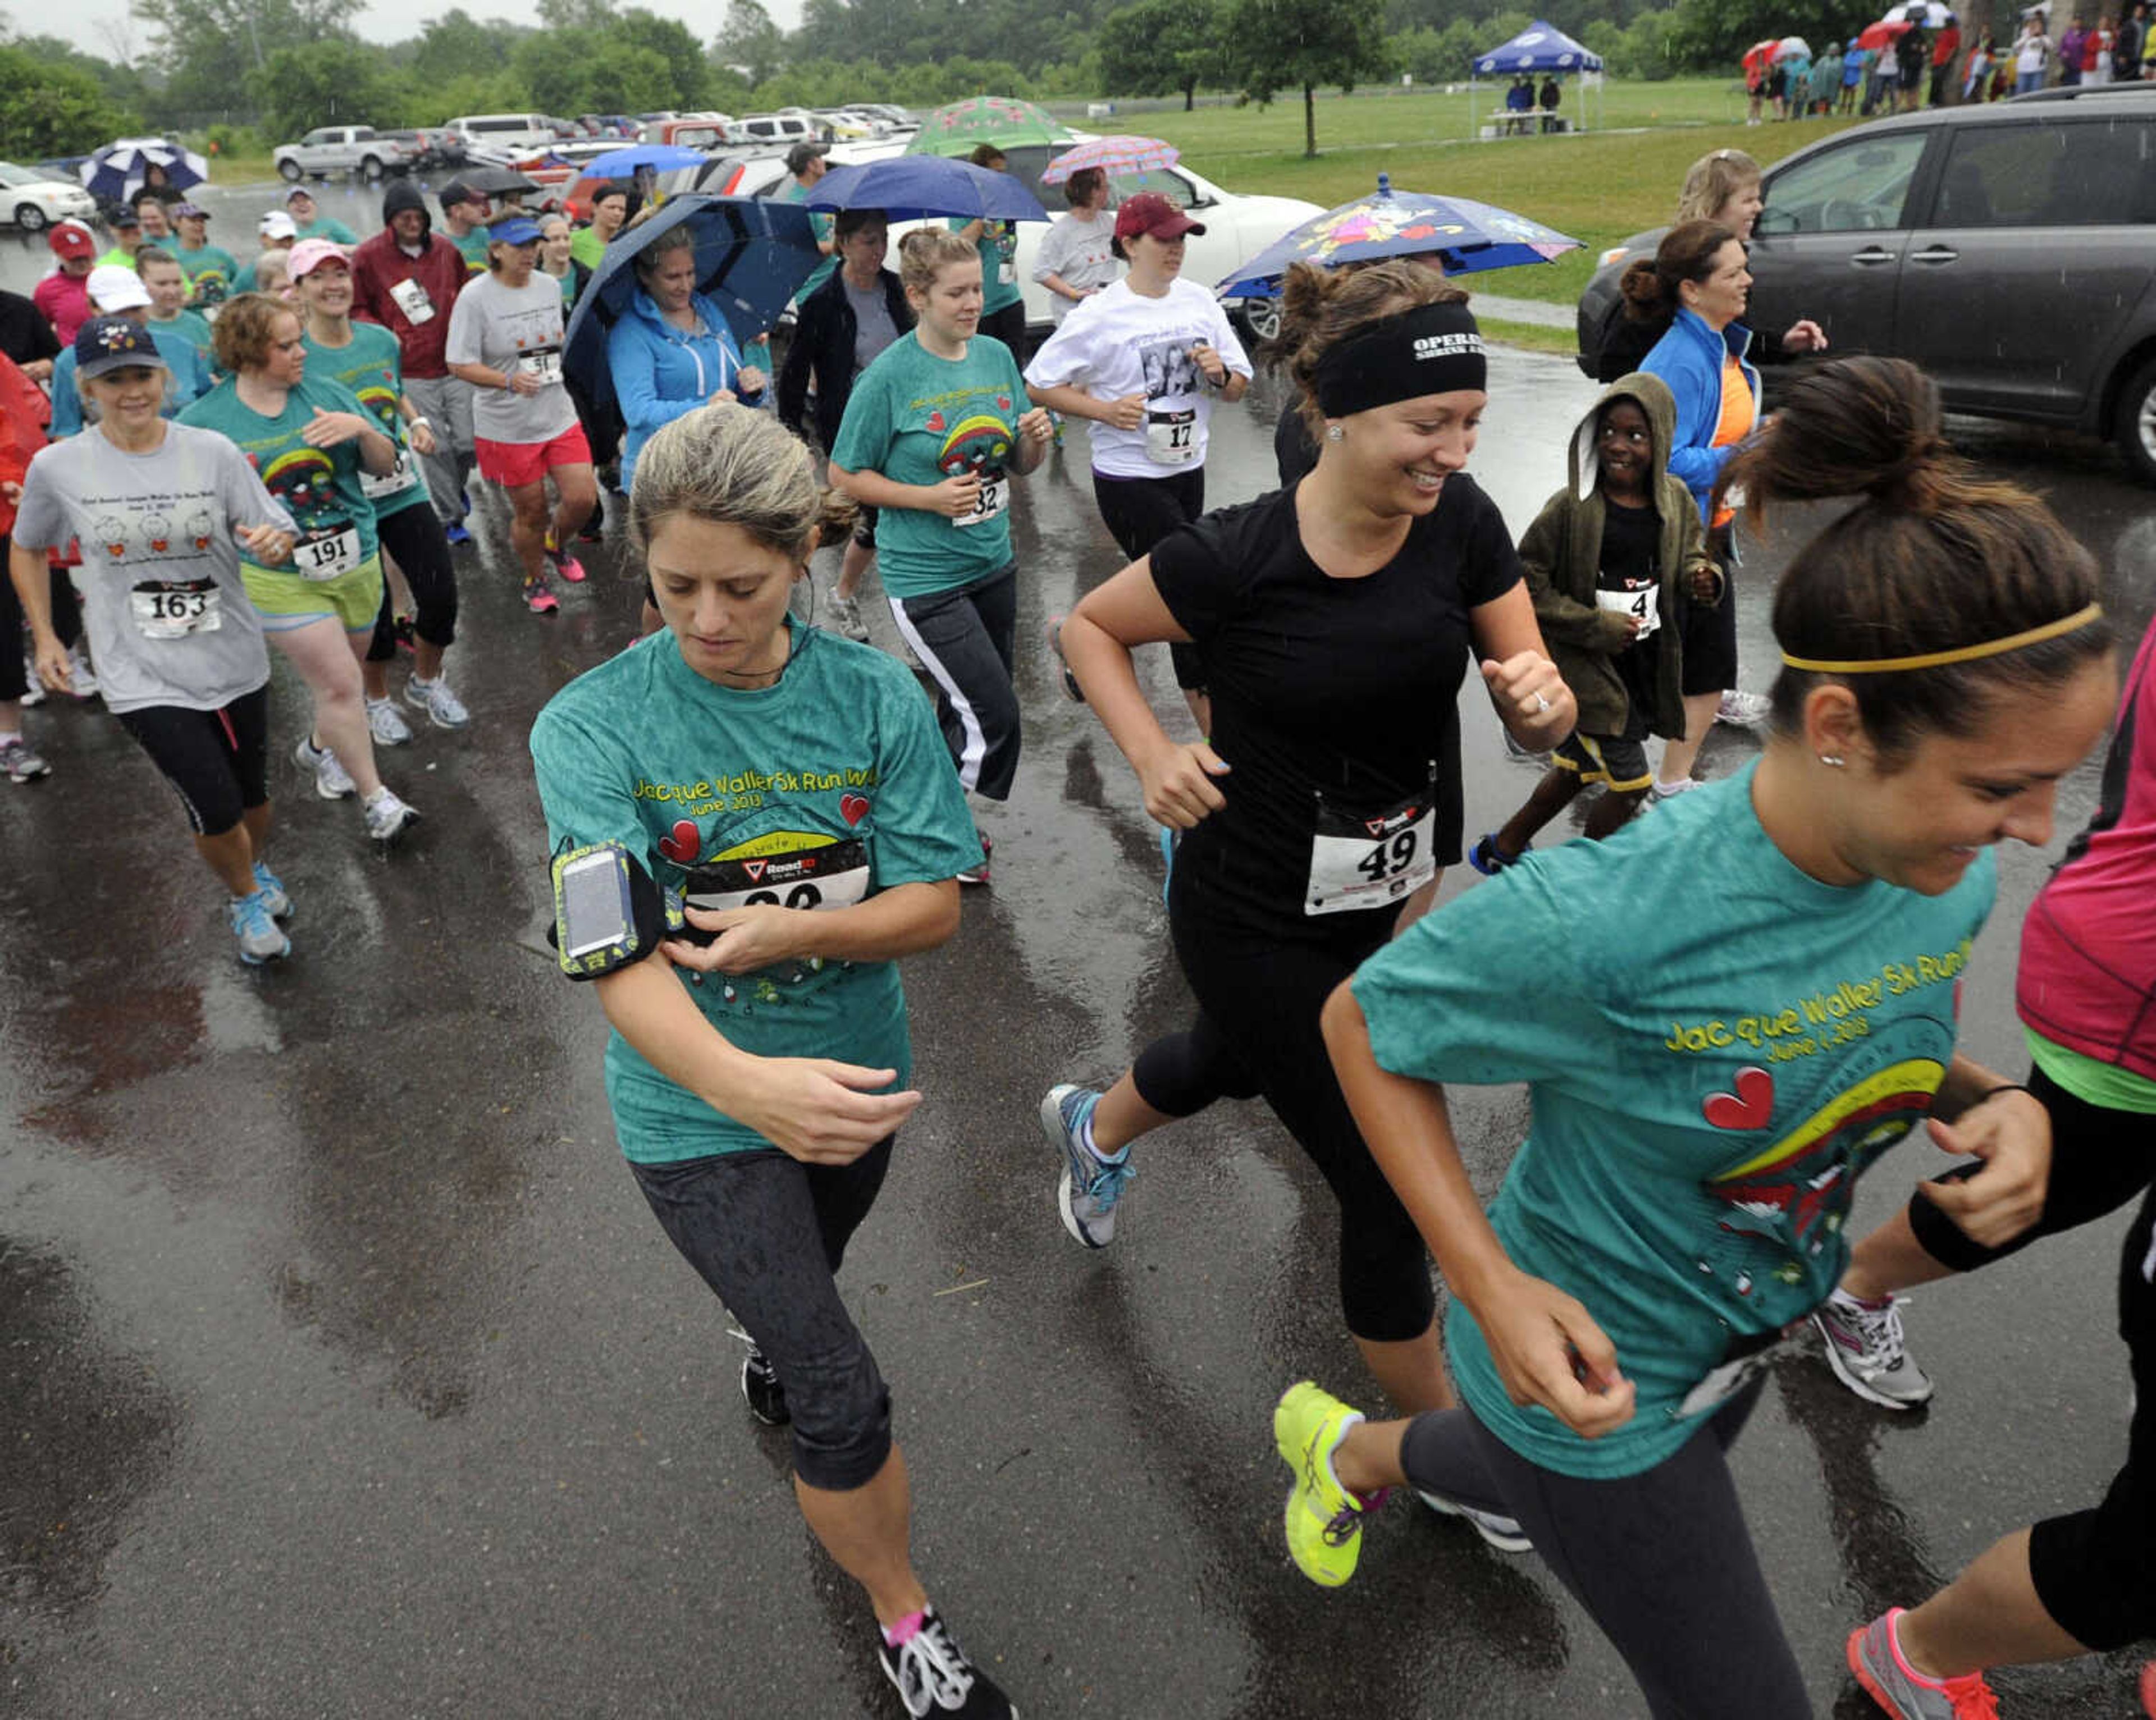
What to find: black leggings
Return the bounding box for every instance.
[979,300,1026,358]
[0,552,83,701]
[1093,469,1207,693]
[1134,901,1433,1343]
[365,501,459,662]
[115,684,272,836]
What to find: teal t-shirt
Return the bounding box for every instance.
[47,325,214,437]
[293,214,360,246]
[152,308,216,378]
[175,243,241,309]
[179,375,383,576]
[529,622,980,1161]
[783,179,837,304]
[828,330,1028,600]
[949,217,1021,314]
[1351,764,1997,1480]
[302,321,430,519]
[449,225,491,273]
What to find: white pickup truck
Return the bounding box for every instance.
[274,126,415,182]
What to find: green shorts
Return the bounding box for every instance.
[243,556,384,633]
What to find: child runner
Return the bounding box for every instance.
[529,402,1017,1720]
[1469,373,1716,870]
[1272,356,2117,1720]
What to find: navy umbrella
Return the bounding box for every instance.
[80,141,208,203]
[564,195,824,413]
[807,154,1048,223]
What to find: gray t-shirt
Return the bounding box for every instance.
[1034,209,1122,324]
[444,270,578,445]
[844,278,899,376]
[13,424,289,715]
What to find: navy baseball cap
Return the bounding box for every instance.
[488,214,542,247]
[75,315,168,381]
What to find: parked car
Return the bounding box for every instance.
[444,113,562,163]
[1574,85,2156,483]
[724,113,823,148]
[0,160,97,231]
[273,126,415,182]
[374,128,460,171]
[649,117,735,152]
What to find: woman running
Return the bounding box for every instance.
[1273,356,2117,1720]
[1031,166,1120,327]
[828,229,1054,887]
[290,240,469,739]
[529,402,1018,1720]
[443,213,598,614]
[1040,262,1573,1467]
[10,316,302,962]
[179,294,422,846]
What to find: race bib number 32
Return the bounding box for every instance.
[954,472,1010,529]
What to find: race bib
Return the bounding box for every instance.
[360,446,419,500]
[294,524,362,580]
[129,578,221,639]
[1305,784,1437,917]
[998,260,1016,286]
[1145,408,1199,465]
[1596,581,1659,638]
[1674,1328,1793,1419]
[953,471,1010,529]
[522,347,564,386]
[683,836,871,915]
[387,277,435,325]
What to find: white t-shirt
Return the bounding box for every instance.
[1023,277,1251,481]
[1033,209,1121,324]
[444,271,578,445]
[2016,32,2051,73]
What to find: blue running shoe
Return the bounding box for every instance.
[444,520,473,547]
[1039,1083,1132,1248]
[251,858,292,920]
[229,889,290,966]
[1467,833,1524,876]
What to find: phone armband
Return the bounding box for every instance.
[547,842,686,980]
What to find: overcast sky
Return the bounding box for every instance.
[46,0,807,61]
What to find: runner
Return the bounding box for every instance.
[171,203,241,312]
[1030,167,1119,326]
[1270,356,2115,1720]
[827,228,1056,886]
[47,266,214,436]
[536,215,587,310]
[776,208,911,645]
[131,190,174,248]
[1024,191,1251,728]
[437,179,494,273]
[177,293,423,846]
[291,240,468,740]
[443,213,596,614]
[34,221,99,346]
[528,401,1019,1720]
[94,205,144,272]
[950,146,1024,356]
[1040,264,1572,1454]
[350,179,477,547]
[568,180,632,273]
[285,186,358,248]
[137,246,216,378]
[250,211,297,292]
[8,317,300,960]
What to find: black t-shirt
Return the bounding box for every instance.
[1596,496,1661,740]
[0,289,60,369]
[1150,478,1522,936]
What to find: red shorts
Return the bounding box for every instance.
[474,423,591,489]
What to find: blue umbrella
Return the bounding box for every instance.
[79,141,208,203]
[582,144,709,179]
[807,154,1048,223]
[1216,174,1580,296]
[564,195,824,413]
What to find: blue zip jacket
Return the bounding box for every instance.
[1638,307,1760,525]
[605,288,762,491]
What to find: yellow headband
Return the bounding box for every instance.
[1781,603,2104,676]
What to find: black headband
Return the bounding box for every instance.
[1313,300,1487,418]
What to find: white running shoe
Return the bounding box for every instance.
[361,786,421,847]
[403,674,470,730]
[65,646,98,699]
[1715,689,1772,730]
[295,735,356,799]
[366,695,414,747]
[19,656,43,706]
[826,592,871,643]
[1415,1489,1532,1553]
[1811,1289,1935,1410]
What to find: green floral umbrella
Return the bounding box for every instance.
[906,96,1071,157]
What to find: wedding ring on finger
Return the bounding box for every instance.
[1532,692,1551,713]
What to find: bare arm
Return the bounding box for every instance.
[1915,1051,2053,1248]
[661,880,960,977]
[827,458,979,519]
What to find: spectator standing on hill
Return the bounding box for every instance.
[1929,18,1963,102]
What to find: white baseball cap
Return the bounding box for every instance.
[259,210,298,240]
[86,264,153,313]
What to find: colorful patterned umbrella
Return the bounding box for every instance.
[905,97,1070,158]
[1040,135,1179,185]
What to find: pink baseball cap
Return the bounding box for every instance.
[286,238,350,281]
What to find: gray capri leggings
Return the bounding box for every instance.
[631,1136,895,1492]
[1401,1379,1808,1720]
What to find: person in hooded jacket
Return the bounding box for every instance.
[351,179,478,546]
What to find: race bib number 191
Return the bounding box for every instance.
[294,525,362,580]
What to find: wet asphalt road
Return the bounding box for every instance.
[3,180,2155,1719]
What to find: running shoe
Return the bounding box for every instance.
[575,499,604,543]
[523,575,560,615]
[19,655,43,706]
[389,613,417,655]
[361,786,421,848]
[542,528,587,583]
[1467,833,1524,876]
[878,1608,1017,1719]
[1415,1489,1532,1554]
[65,647,98,699]
[1039,1083,1132,1250]
[956,832,992,886]
[0,735,50,781]
[403,674,471,730]
[1646,776,1699,807]
[228,888,291,966]
[2140,1660,2154,1718]
[444,520,473,547]
[252,858,292,920]
[1716,689,1773,730]
[1812,1290,1935,1410]
[1045,614,1084,703]
[294,735,355,799]
[1275,1381,1370,1589]
[1847,1611,2001,1719]
[366,695,414,747]
[741,1343,788,1426]
[826,592,871,643]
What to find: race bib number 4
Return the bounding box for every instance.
[954,472,1010,529]
[294,525,362,580]
[387,277,435,325]
[1305,789,1437,917]
[1596,581,1660,638]
[129,578,221,639]
[683,835,871,915]
[522,348,564,386]
[1145,408,1199,465]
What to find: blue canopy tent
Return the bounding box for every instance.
[1469,21,1605,139]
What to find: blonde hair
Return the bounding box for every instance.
[1675,149,1761,225]
[631,223,695,284]
[1282,260,1469,437]
[897,228,978,296]
[211,291,300,373]
[629,402,855,564]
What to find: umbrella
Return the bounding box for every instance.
[455,165,541,199]
[1886,1,1955,24]
[1742,39,1781,73]
[807,154,1048,223]
[563,194,823,414]
[1774,35,1813,58]
[905,96,1069,157]
[1215,174,1580,298]
[582,144,709,179]
[1856,18,1917,49]
[80,141,208,202]
[1040,135,1179,186]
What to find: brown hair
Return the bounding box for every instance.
[134,245,179,275]
[967,143,1007,170]
[211,291,299,373]
[1620,219,1738,323]
[1674,149,1761,225]
[1281,259,1469,438]
[833,206,887,244]
[1722,356,2112,765]
[1062,167,1106,208]
[897,227,979,296]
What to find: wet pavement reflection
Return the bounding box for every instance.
[2,177,2152,1716]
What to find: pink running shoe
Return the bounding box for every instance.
[523,576,559,615]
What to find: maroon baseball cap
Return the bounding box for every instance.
[1114,193,1204,244]
[48,221,96,261]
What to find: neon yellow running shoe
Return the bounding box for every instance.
[1275,1380,1369,1589]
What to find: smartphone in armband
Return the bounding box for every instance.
[549,843,684,979]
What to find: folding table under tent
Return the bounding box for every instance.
[1469,20,1606,139]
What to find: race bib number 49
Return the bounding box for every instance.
[1305,789,1437,916]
